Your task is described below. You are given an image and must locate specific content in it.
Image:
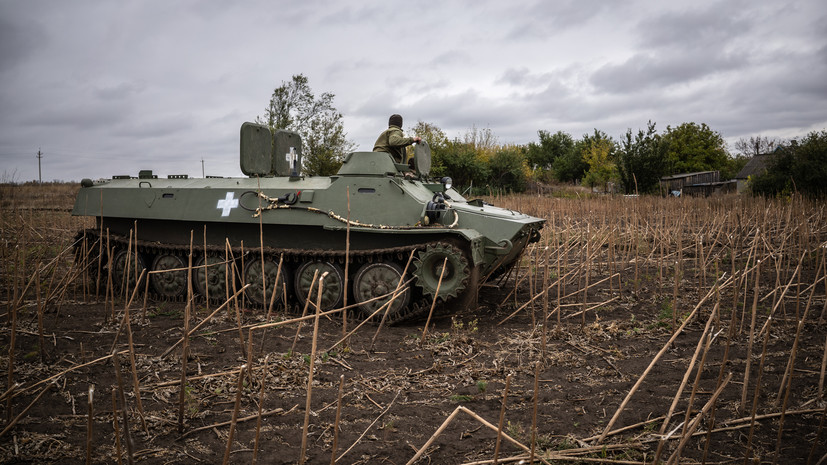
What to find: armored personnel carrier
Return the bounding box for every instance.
[73,122,545,323]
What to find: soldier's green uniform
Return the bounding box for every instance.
[373,114,416,164]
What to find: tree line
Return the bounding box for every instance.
[258,75,826,197]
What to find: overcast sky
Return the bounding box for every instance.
[1,0,825,182]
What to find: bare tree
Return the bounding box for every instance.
[463,124,498,156]
[733,135,783,157]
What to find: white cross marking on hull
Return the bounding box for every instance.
[217,192,238,216]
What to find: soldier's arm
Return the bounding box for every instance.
[387,128,414,147]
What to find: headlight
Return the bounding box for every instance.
[441,176,452,191]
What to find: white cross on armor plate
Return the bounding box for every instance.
[217,192,238,216]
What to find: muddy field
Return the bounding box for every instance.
[1,184,826,464]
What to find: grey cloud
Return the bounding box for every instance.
[504,0,612,39]
[495,67,567,90]
[1,0,825,182]
[589,2,756,94]
[407,78,452,96]
[407,90,533,140]
[351,88,486,140]
[23,103,127,129]
[348,99,394,121]
[816,42,827,68]
[429,51,473,68]
[495,66,628,123]
[0,14,46,73]
[712,57,827,135]
[94,81,147,100]
[325,58,374,82]
[637,2,750,50]
[496,68,537,87]
[111,115,194,139]
[318,3,385,25]
[589,50,746,94]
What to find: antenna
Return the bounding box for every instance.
[201,158,205,177]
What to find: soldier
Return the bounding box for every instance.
[373,114,421,164]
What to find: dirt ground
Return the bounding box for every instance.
[1,269,825,464]
[1,189,826,464]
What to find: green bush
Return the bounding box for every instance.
[751,130,827,197]
[488,146,529,192]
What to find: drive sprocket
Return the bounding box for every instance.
[412,243,469,300]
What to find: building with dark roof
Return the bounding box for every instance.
[734,153,773,194]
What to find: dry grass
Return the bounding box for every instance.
[1,186,826,464]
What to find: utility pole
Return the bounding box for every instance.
[37,149,43,184]
[201,158,205,177]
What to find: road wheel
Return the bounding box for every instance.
[151,254,187,298]
[244,256,289,307]
[294,260,344,311]
[193,254,230,301]
[353,262,410,320]
[112,249,146,296]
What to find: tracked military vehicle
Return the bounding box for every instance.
[73,122,545,323]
